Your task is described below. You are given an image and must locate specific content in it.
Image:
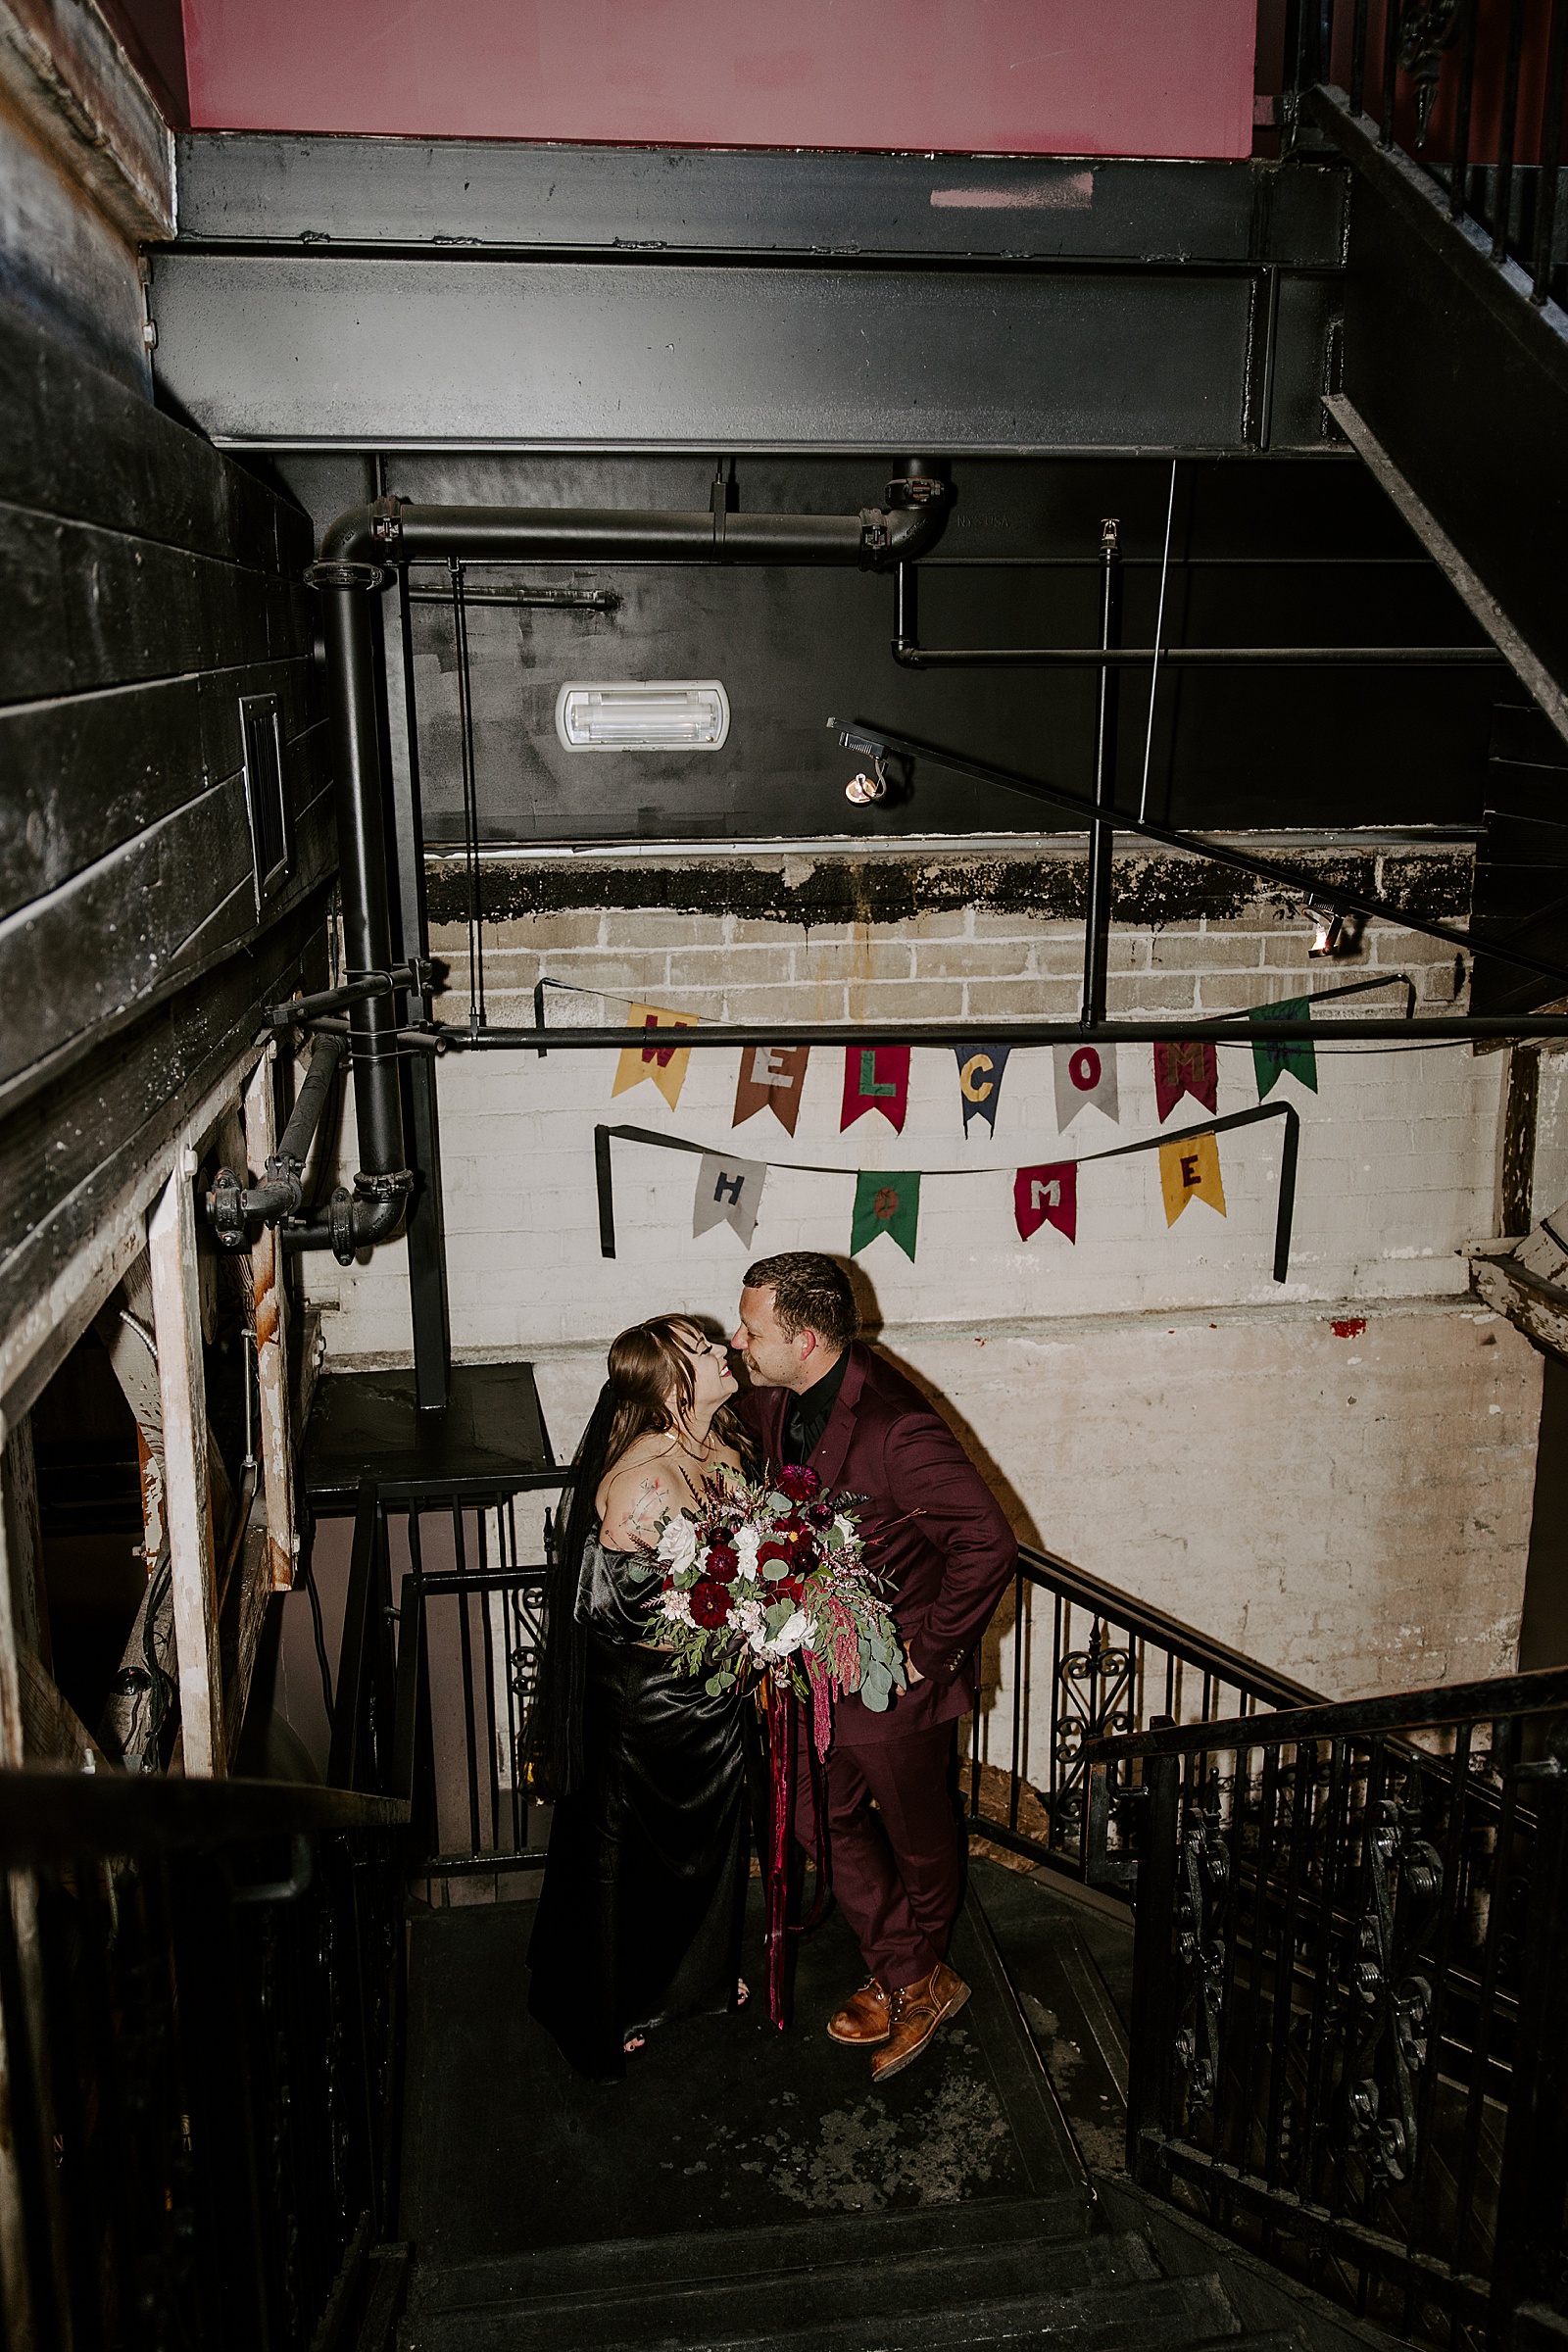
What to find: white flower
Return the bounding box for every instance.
[657,1514,698,1573]
[831,1514,855,1546]
[733,1597,763,1635]
[659,1587,694,1625]
[734,1524,761,1574]
[773,1609,811,1656]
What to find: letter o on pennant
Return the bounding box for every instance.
[1069,1046,1102,1093]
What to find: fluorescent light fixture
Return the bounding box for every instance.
[555,679,730,751]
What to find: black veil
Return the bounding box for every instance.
[525,1380,618,1798]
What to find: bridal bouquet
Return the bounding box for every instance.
[636,1463,905,1753]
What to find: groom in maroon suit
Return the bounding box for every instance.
[732,1251,1017,2081]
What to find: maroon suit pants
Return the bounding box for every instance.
[793,1715,962,1992]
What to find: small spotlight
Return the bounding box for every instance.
[1305,904,1346,957]
[845,766,887,806]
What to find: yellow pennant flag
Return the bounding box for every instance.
[1159,1130,1227,1226]
[612,1004,698,1110]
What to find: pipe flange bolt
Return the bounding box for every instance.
[303,560,386,592]
[884,474,947,510]
[328,1186,357,1266]
[354,1169,416,1202]
[207,1166,249,1250]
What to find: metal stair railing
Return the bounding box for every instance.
[963,1541,1318,1890]
[1086,1661,1568,2352]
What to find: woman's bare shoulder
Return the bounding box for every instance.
[598,1448,682,1551]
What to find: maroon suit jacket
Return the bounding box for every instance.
[737,1342,1017,1746]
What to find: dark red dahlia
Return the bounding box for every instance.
[777,1464,820,1500]
[705,1543,740,1586]
[757,1540,795,1571]
[689,1580,732,1630]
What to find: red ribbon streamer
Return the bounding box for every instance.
[762,1675,794,2029]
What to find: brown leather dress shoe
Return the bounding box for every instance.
[869,1962,970,2082]
[826,1979,890,2045]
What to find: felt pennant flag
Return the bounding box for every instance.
[1152,1039,1218,1123]
[851,1171,921,1261]
[841,1045,910,1134]
[692,1152,767,1247]
[612,1004,698,1110]
[733,1043,809,1135]
[953,1043,1011,1136]
[1014,1161,1078,1245]
[1250,997,1318,1101]
[1054,1041,1118,1131]
[1159,1130,1227,1226]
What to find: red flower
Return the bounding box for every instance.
[757,1541,795,1571]
[690,1580,732,1630]
[705,1543,740,1586]
[777,1464,820,1500]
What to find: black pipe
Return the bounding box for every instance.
[305,466,953,1269]
[1082,519,1122,1025]
[436,1016,1568,1046]
[892,644,1504,667]
[205,1030,348,1247]
[842,720,1568,996]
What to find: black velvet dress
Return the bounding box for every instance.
[526,1531,750,2081]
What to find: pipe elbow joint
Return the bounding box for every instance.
[310,495,405,589]
[859,466,952,569]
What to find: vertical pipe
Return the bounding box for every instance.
[1080,519,1122,1029]
[1126,1750,1181,2181]
[1533,0,1568,302]
[1494,0,1529,265]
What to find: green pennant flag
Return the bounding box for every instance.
[1250,996,1318,1101]
[851,1170,921,1261]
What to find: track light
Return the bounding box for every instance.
[829,718,892,805]
[1304,903,1347,957]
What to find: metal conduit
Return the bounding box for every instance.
[296,464,951,1258]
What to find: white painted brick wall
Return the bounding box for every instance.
[305,847,1544,1706]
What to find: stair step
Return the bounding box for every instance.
[412,2192,1090,2319]
[409,2258,1237,2352]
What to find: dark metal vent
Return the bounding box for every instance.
[239,692,289,906]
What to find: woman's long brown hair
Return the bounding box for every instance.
[601,1315,748,1485]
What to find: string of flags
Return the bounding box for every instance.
[533,970,1410,1286]
[595,1101,1300,1281]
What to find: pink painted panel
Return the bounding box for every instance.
[181,0,1257,161]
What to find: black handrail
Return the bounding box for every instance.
[1102,1648,1568,2349]
[0,1765,411,2352]
[1085,1657,1568,1762]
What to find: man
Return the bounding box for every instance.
[732,1251,1017,2082]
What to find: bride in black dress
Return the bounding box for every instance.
[526,1316,753,2080]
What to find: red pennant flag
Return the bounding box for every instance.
[1152,1040,1218,1123]
[1014,1161,1077,1244]
[841,1045,909,1134]
[733,1044,809,1135]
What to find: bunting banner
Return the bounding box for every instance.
[1152,1039,1218,1123]
[953,1043,1011,1135]
[611,1004,698,1110]
[1014,1161,1078,1245]
[594,1101,1299,1281]
[851,1171,921,1261]
[1054,1041,1118,1130]
[841,1045,910,1134]
[692,1152,767,1246]
[733,1043,810,1134]
[1250,997,1318,1101]
[1159,1130,1227,1225]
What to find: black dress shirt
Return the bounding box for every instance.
[784,1348,849,1465]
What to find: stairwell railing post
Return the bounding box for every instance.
[1489,1733,1568,2352]
[1125,1750,1181,2185]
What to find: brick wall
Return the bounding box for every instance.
[306,838,1544,1702]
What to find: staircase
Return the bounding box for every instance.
[391,1864,1393,2352]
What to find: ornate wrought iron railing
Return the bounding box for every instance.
[1289,0,1568,307]
[963,1542,1317,1888]
[1087,1662,1568,2350]
[0,1772,411,2352]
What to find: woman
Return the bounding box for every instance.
[526,1316,753,2080]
